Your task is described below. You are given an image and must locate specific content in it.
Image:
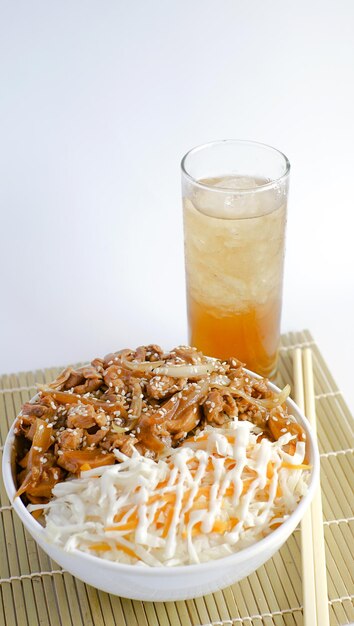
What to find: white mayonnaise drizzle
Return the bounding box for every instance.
[32,420,310,567]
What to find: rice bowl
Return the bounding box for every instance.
[3,353,319,600]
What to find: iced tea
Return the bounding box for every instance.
[182,142,289,378]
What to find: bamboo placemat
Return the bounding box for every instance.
[0,330,353,626]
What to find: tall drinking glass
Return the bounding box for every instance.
[181,140,290,378]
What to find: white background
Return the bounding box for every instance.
[1,1,353,410]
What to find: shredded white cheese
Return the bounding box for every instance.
[29,420,310,566]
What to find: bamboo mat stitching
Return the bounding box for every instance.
[203,606,305,624]
[279,341,316,351]
[0,571,67,584]
[206,596,354,625]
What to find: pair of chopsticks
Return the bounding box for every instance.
[293,348,330,626]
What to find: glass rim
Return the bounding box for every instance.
[181,139,290,194]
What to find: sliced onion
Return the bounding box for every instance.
[253,384,291,409]
[210,375,231,387]
[130,381,143,419]
[111,424,129,433]
[228,386,267,411]
[272,384,291,407]
[230,383,291,411]
[152,363,216,378]
[121,359,164,373]
[177,377,210,413]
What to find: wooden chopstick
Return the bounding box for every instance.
[303,349,330,626]
[293,348,317,626]
[293,348,330,626]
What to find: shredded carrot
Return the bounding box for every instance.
[162,503,175,538]
[183,434,208,444]
[178,485,210,508]
[281,462,311,470]
[113,506,136,523]
[182,516,239,539]
[242,478,254,494]
[229,517,239,528]
[89,541,138,559]
[182,522,202,538]
[206,459,214,472]
[148,492,175,506]
[212,518,238,532]
[156,479,169,489]
[270,521,282,529]
[269,515,282,530]
[211,519,228,533]
[153,502,169,524]
[162,498,174,539]
[222,479,253,498]
[89,542,112,552]
[244,466,258,478]
[267,461,274,480]
[104,519,138,532]
[184,501,208,523]
[115,542,139,559]
[113,508,129,523]
[194,485,210,498]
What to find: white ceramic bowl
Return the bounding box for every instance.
[2,376,319,601]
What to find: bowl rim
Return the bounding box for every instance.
[2,371,320,575]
